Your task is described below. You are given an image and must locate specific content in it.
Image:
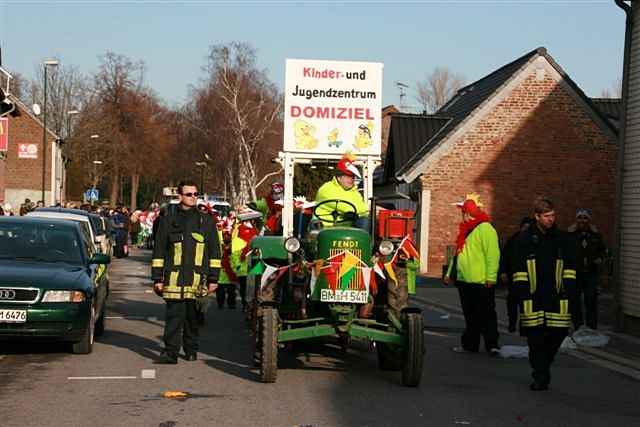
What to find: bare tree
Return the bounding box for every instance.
[197,42,283,206]
[92,51,146,204]
[29,63,89,138]
[415,66,465,113]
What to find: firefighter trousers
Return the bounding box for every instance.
[457,283,499,352]
[526,326,567,386]
[164,299,199,356]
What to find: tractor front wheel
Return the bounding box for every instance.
[401,312,424,387]
[259,306,279,383]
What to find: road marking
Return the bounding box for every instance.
[424,330,451,338]
[105,316,147,320]
[68,376,137,380]
[141,369,156,379]
[110,290,153,294]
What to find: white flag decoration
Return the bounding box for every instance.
[361,267,372,293]
[260,265,279,290]
[374,263,386,279]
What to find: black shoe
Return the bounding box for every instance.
[530,382,549,391]
[158,352,178,364]
[508,324,516,333]
[217,304,224,309]
[228,304,236,309]
[184,353,197,362]
[488,347,501,357]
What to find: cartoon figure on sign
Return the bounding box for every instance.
[327,128,343,148]
[353,121,374,150]
[294,120,319,149]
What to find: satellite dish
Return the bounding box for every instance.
[32,104,41,116]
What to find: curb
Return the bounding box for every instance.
[410,294,640,377]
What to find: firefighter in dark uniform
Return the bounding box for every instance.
[151,181,221,364]
[511,197,576,391]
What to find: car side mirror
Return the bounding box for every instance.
[90,254,111,265]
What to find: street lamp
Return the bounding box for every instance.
[42,59,59,205]
[66,109,79,140]
[195,161,207,195]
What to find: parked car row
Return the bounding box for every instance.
[0,208,112,354]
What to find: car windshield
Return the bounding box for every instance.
[0,222,84,264]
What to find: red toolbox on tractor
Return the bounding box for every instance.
[377,210,416,241]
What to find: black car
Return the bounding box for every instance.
[0,217,110,354]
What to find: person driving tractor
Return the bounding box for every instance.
[315,154,369,229]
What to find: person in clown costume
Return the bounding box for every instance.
[231,211,261,311]
[217,228,238,309]
[250,182,284,235]
[315,153,369,229]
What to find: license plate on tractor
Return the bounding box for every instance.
[320,289,368,303]
[0,309,27,323]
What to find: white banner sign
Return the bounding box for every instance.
[284,59,383,156]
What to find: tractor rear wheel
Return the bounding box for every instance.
[401,312,424,387]
[387,268,409,320]
[259,306,279,383]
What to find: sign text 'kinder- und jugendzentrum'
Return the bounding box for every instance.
[284,59,383,156]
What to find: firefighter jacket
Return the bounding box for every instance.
[151,206,221,300]
[567,224,606,273]
[511,225,577,329]
[315,177,369,226]
[445,222,500,285]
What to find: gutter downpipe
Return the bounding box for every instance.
[614,0,632,331]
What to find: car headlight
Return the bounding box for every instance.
[42,290,86,303]
[284,237,301,253]
[379,240,394,256]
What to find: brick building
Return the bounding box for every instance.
[385,47,617,275]
[0,95,65,213]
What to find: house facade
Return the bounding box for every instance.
[389,48,617,278]
[0,95,65,212]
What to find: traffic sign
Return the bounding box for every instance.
[85,188,99,202]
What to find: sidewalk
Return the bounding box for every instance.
[412,276,640,379]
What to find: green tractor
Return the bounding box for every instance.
[249,156,424,386]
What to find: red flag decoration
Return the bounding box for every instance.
[399,237,420,259]
[369,268,378,295]
[322,264,339,291]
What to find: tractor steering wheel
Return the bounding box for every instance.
[313,199,358,227]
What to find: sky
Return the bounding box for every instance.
[0,1,627,111]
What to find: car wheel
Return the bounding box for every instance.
[71,304,95,355]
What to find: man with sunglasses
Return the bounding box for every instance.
[152,181,221,364]
[567,208,606,331]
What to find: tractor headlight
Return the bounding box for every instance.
[379,240,394,256]
[284,237,301,253]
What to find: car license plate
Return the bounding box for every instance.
[320,289,368,304]
[0,309,27,323]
